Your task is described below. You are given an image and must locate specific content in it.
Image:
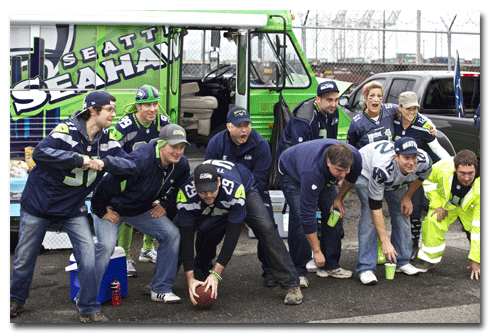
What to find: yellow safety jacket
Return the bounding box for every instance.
[422,158,480,263]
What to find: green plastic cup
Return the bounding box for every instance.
[327,209,341,227]
[385,263,396,280]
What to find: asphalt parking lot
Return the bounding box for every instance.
[9,190,481,325]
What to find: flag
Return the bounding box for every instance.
[454,50,465,118]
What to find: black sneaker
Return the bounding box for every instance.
[410,243,419,261]
[10,300,23,318]
[79,312,110,323]
[413,259,436,273]
[263,274,278,287]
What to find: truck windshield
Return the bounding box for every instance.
[250,32,309,88]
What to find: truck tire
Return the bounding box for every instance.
[436,130,456,156]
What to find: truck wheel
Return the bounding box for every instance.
[436,130,456,156]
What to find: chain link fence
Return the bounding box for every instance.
[292,10,480,92]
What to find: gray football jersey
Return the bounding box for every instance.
[359,140,432,201]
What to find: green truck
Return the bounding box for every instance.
[10,10,353,158]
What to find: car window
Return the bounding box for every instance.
[424,79,454,110]
[352,78,386,110]
[385,79,416,104]
[461,76,480,109]
[423,77,480,112]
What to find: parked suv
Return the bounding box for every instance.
[339,71,480,154]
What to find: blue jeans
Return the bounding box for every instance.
[279,173,313,277]
[10,209,100,315]
[355,175,412,275]
[93,210,180,294]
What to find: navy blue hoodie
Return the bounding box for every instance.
[276,97,340,162]
[278,139,362,234]
[90,140,190,218]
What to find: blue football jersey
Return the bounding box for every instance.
[112,112,170,153]
[176,160,257,227]
[21,112,136,219]
[346,104,398,149]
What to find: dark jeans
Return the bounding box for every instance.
[255,191,275,277]
[318,186,343,270]
[194,191,299,289]
[244,191,299,290]
[279,173,342,276]
[194,215,228,276]
[410,185,424,220]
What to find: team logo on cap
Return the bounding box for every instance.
[200,173,213,179]
[402,141,416,150]
[235,110,246,116]
[320,83,334,90]
[173,129,185,136]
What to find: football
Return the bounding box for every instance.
[195,285,215,309]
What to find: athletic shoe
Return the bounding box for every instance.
[284,287,303,305]
[126,258,137,277]
[413,259,436,273]
[151,291,181,303]
[359,270,378,285]
[299,276,309,288]
[317,267,353,279]
[139,248,157,263]
[395,263,420,275]
[306,259,318,272]
[79,312,110,323]
[10,301,23,318]
[263,273,278,287]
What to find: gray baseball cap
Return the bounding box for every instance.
[159,124,190,145]
[398,91,420,108]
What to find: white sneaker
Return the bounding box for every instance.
[151,291,181,303]
[306,259,318,272]
[126,258,137,277]
[317,267,353,279]
[359,270,378,285]
[299,276,309,288]
[395,263,420,275]
[316,269,329,278]
[139,248,157,263]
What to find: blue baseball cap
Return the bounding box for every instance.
[227,106,252,125]
[82,91,114,111]
[395,137,418,155]
[317,81,339,96]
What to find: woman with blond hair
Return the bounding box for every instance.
[346,81,399,149]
